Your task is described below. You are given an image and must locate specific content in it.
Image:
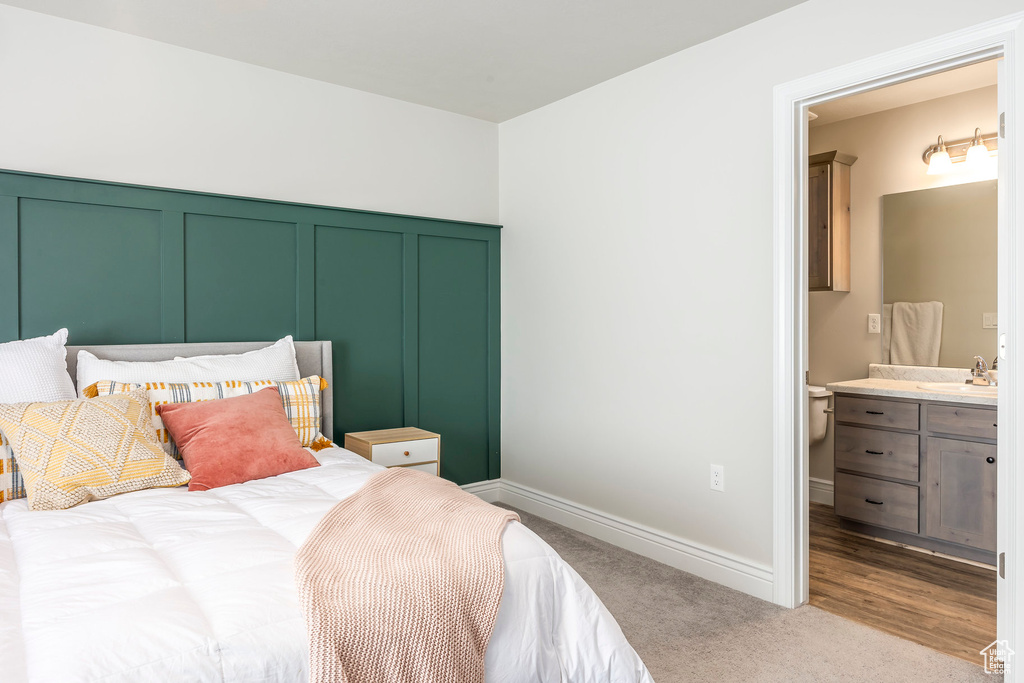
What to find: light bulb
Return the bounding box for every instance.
[966,143,989,167]
[966,129,989,170]
[927,149,953,175]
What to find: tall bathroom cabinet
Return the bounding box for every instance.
[808,150,856,292]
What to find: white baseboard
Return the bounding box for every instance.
[809,477,834,506]
[460,479,502,503]
[463,478,773,601]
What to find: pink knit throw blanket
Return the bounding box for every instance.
[295,467,520,683]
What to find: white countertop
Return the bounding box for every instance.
[825,377,997,406]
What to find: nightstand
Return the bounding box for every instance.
[344,427,441,476]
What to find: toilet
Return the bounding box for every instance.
[808,385,833,445]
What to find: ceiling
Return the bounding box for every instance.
[809,60,999,127]
[1,0,808,122]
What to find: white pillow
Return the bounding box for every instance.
[76,336,301,394]
[0,329,76,403]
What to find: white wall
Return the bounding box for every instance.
[499,0,1022,595]
[808,86,999,485]
[0,5,498,225]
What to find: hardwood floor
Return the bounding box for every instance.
[809,502,996,664]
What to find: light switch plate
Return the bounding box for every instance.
[984,313,998,329]
[868,313,881,334]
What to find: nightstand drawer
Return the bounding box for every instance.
[372,438,439,467]
[403,462,438,476]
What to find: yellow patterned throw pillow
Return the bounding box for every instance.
[0,389,191,511]
[84,376,332,458]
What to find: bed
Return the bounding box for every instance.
[0,341,653,682]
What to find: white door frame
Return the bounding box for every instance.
[772,11,1024,669]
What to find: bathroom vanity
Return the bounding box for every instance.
[827,371,997,565]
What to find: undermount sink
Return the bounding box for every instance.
[917,381,998,397]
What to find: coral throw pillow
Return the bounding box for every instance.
[157,387,319,491]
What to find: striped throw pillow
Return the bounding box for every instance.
[0,434,26,503]
[85,376,332,459]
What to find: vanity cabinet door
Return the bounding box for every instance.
[925,437,997,552]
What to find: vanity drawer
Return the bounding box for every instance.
[835,396,919,431]
[834,425,919,482]
[927,404,998,440]
[835,473,919,534]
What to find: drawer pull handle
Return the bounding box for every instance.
[865,450,884,455]
[865,499,884,505]
[994,423,998,427]
[866,411,884,415]
[987,457,996,464]
[404,451,410,456]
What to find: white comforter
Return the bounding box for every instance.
[0,448,653,683]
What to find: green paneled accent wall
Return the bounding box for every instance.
[314,225,405,437]
[19,199,164,344]
[0,170,501,485]
[184,214,298,342]
[419,236,491,484]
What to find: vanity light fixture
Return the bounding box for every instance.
[923,129,997,174]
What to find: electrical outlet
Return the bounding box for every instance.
[984,312,998,329]
[867,314,881,334]
[710,464,724,492]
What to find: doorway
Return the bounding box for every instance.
[771,12,1024,671]
[804,62,999,662]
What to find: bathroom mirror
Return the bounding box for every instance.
[881,179,997,368]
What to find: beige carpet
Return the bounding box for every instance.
[505,505,998,683]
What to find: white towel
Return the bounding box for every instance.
[889,301,943,366]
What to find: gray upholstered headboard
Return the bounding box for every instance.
[65,341,335,441]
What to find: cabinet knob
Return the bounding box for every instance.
[987,457,996,464]
[404,451,410,456]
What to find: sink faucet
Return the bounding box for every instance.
[972,355,997,386]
